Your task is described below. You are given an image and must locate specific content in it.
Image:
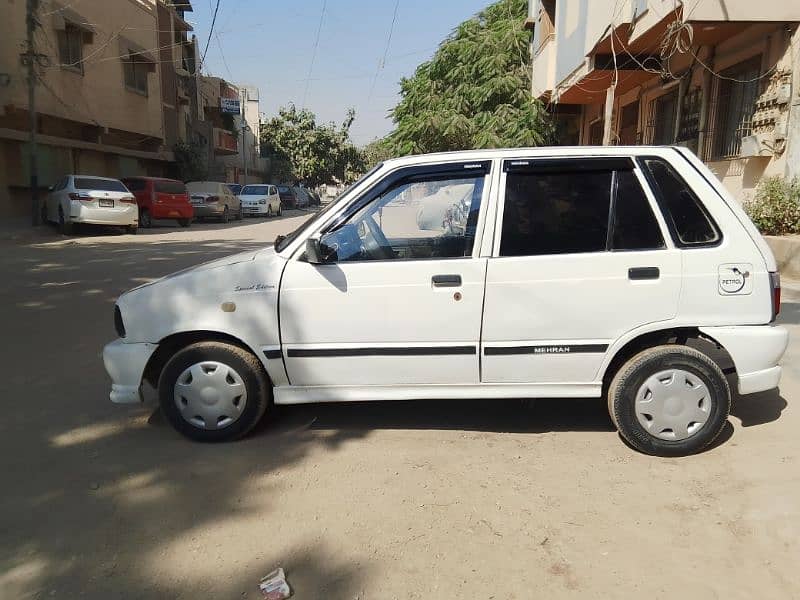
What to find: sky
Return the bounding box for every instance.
[189,0,491,146]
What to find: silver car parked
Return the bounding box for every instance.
[186,181,242,223]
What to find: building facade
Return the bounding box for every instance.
[528,0,800,201]
[0,0,201,218]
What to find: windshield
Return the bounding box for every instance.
[241,185,269,195]
[274,163,384,252]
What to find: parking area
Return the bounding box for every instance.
[1,216,799,599]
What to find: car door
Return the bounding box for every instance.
[279,161,492,387]
[481,156,681,384]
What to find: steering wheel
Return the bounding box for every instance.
[362,214,394,260]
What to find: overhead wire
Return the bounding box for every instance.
[367,0,401,104]
[301,0,327,108]
[200,0,221,68]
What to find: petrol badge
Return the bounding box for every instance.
[718,263,752,295]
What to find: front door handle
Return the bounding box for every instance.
[432,274,462,287]
[628,267,660,280]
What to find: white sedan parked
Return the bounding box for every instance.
[238,184,282,217]
[44,175,138,234]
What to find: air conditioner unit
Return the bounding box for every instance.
[740,133,773,157]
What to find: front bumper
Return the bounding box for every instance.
[242,204,269,215]
[102,339,158,404]
[700,325,790,395]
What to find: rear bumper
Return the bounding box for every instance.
[71,202,137,226]
[192,204,224,218]
[700,325,790,395]
[103,339,157,404]
[150,205,193,219]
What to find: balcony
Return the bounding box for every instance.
[213,127,238,155]
[532,34,556,100]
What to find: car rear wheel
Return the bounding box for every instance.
[139,209,152,228]
[158,341,270,442]
[607,345,730,457]
[178,218,191,228]
[58,207,73,235]
[220,205,229,223]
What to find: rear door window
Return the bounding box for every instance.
[638,156,721,246]
[124,179,146,192]
[74,178,128,192]
[499,158,665,256]
[154,181,186,194]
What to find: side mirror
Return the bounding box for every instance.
[306,236,334,265]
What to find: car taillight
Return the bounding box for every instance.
[770,272,781,322]
[206,195,220,203]
[120,196,137,204]
[69,192,91,201]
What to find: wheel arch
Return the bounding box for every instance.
[600,326,736,395]
[143,329,276,388]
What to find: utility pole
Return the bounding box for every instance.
[240,89,248,186]
[25,0,41,225]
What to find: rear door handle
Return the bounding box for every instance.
[628,267,660,280]
[432,274,462,287]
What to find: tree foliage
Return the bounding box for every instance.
[362,137,394,169]
[388,0,553,155]
[173,141,208,182]
[260,104,364,186]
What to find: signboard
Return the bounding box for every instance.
[220,97,240,114]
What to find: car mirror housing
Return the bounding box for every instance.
[306,236,336,264]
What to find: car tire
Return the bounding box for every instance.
[221,206,229,223]
[127,225,138,235]
[178,218,191,228]
[158,341,270,442]
[58,207,73,235]
[140,209,152,228]
[607,344,730,457]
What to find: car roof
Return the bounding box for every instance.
[68,175,123,181]
[122,176,182,182]
[379,145,684,169]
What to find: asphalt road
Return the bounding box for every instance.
[1,215,799,599]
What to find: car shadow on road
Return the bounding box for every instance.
[261,397,617,435]
[730,388,788,427]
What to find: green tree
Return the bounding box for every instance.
[260,104,364,186]
[362,137,394,169]
[388,0,553,155]
[173,141,208,182]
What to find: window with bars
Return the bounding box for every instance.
[57,25,84,74]
[711,56,762,159]
[646,90,678,145]
[123,59,149,95]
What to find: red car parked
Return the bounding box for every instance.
[121,177,193,228]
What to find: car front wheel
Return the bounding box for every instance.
[607,345,730,457]
[158,341,270,442]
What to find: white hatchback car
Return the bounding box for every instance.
[44,175,138,234]
[104,147,789,456]
[238,184,282,217]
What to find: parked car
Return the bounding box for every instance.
[306,189,322,206]
[121,177,193,228]
[292,186,311,209]
[44,175,138,234]
[186,181,241,223]
[276,185,298,209]
[238,184,282,217]
[104,146,789,456]
[227,183,242,196]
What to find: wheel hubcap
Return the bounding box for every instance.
[635,369,711,441]
[173,361,247,430]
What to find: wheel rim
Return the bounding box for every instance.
[173,361,247,430]
[635,369,712,441]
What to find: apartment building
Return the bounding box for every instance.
[197,76,268,184]
[528,0,800,200]
[0,0,199,218]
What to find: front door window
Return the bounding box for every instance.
[322,174,485,262]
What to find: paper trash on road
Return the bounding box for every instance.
[259,567,292,599]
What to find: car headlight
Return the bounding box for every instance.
[259,199,267,204]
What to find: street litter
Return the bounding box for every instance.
[259,567,292,599]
